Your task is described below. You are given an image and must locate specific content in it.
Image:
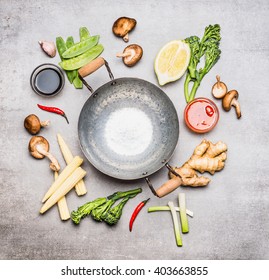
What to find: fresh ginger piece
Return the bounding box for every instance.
[156,139,227,197]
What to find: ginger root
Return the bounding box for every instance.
[156,140,227,197]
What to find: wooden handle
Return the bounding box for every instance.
[156,177,182,198]
[78,57,105,78]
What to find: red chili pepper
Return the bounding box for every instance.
[129,198,150,232]
[37,104,69,124]
[205,105,214,117]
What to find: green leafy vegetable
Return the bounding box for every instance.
[71,188,142,225]
[91,199,115,221]
[184,24,221,103]
[71,197,106,224]
[101,197,130,225]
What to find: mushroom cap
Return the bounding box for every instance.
[28,136,49,159]
[122,44,143,67]
[211,76,228,99]
[222,90,239,111]
[112,17,137,38]
[24,114,41,135]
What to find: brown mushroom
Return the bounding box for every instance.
[112,17,137,42]
[28,136,60,171]
[24,114,50,135]
[222,90,241,119]
[116,44,143,67]
[211,75,228,99]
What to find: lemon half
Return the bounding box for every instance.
[154,40,190,86]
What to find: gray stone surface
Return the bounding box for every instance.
[0,0,268,260]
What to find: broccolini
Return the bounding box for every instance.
[184,24,221,103]
[71,188,142,225]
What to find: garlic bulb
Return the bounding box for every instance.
[38,40,56,58]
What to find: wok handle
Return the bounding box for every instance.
[78,57,106,78]
[78,57,115,93]
[155,177,182,198]
[146,163,183,198]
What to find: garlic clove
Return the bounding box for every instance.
[39,40,56,58]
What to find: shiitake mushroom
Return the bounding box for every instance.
[211,75,228,99]
[112,17,137,42]
[28,136,60,171]
[24,114,49,135]
[116,44,143,67]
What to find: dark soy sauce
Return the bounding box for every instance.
[34,68,61,95]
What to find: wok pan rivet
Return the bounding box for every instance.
[93,93,98,98]
[142,172,148,175]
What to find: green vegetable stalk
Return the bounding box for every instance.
[168,201,182,247]
[178,193,189,233]
[71,188,142,225]
[184,24,221,103]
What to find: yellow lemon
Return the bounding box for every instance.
[154,40,190,86]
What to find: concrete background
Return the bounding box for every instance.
[0,0,268,260]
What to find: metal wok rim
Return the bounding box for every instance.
[78,77,179,180]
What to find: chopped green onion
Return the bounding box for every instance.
[168,201,182,247]
[178,193,189,233]
[147,206,193,217]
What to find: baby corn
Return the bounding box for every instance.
[40,167,86,214]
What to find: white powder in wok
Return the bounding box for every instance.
[105,108,153,156]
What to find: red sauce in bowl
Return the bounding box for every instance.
[184,97,219,133]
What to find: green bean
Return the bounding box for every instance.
[56,36,77,84]
[65,36,77,83]
[79,27,91,41]
[59,44,104,70]
[56,37,67,60]
[62,35,99,59]
[72,28,91,89]
[73,72,83,89]
[66,36,75,49]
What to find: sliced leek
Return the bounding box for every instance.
[147,206,193,217]
[168,201,182,247]
[178,193,189,233]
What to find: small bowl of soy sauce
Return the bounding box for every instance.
[30,63,65,97]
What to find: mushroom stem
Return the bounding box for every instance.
[116,51,132,58]
[216,75,221,88]
[36,144,60,171]
[123,33,129,42]
[231,98,241,119]
[40,120,50,127]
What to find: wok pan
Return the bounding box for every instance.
[78,57,180,196]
